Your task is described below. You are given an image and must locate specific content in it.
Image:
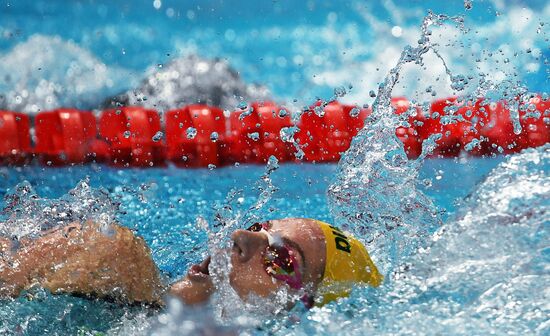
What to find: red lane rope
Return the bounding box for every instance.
[0,95,548,167]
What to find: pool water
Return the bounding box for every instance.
[1,0,549,335]
[4,153,546,335]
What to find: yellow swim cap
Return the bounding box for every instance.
[315,220,383,305]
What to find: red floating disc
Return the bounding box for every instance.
[35,109,97,165]
[99,107,165,167]
[0,110,31,165]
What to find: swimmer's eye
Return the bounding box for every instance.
[245,220,303,289]
[264,246,295,276]
[263,245,302,289]
[246,222,270,232]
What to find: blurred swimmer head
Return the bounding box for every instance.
[169,218,382,307]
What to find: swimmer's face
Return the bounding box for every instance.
[170,218,327,305]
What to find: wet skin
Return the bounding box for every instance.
[0,222,164,304]
[170,218,327,305]
[0,218,327,306]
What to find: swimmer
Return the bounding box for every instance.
[0,218,382,307]
[0,222,164,303]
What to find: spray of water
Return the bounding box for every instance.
[0,178,118,241]
[326,12,472,274]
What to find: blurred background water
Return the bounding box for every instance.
[0,0,548,112]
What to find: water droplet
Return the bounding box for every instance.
[186,127,197,139]
[464,138,481,151]
[152,131,163,142]
[334,86,347,97]
[123,131,131,139]
[247,132,260,141]
[210,132,219,142]
[422,178,433,188]
[238,101,248,110]
[313,105,325,117]
[450,74,468,91]
[349,107,361,118]
[279,126,298,142]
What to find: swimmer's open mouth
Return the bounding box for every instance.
[187,256,211,281]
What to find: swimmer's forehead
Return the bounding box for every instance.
[268,218,324,240]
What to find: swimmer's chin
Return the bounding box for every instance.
[187,257,211,282]
[169,257,213,305]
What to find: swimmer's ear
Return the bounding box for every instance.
[61,223,83,237]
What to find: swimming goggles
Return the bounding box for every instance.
[246,222,303,290]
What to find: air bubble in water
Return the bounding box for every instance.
[464,0,473,10]
[186,127,197,139]
[152,131,163,142]
[278,109,288,118]
[123,131,131,138]
[369,90,376,98]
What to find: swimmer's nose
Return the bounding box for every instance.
[231,229,267,263]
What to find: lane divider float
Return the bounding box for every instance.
[0,95,547,167]
[0,110,31,165]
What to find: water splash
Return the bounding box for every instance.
[327,12,466,274]
[0,178,118,241]
[165,155,292,328]
[269,145,549,336]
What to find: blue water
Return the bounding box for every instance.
[0,0,548,111]
[0,159,500,272]
[0,158,502,333]
[1,0,549,335]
